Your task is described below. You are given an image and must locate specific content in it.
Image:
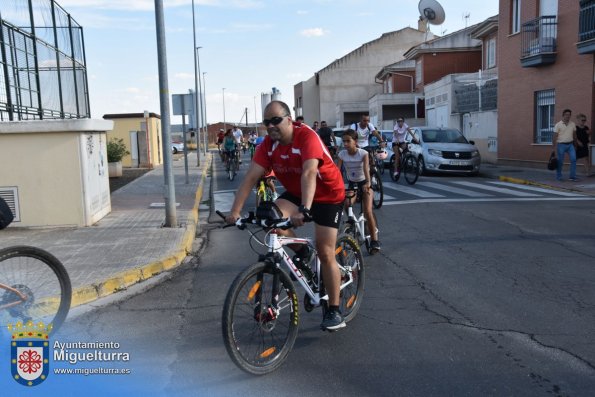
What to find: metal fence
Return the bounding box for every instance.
[0,0,89,121]
[453,69,498,114]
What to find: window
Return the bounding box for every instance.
[511,0,521,34]
[415,60,422,85]
[535,89,555,143]
[487,38,496,68]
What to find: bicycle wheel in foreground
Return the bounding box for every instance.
[335,235,364,322]
[370,170,383,209]
[222,262,299,375]
[403,154,419,185]
[0,246,72,333]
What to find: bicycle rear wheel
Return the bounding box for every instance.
[403,154,419,185]
[222,262,299,375]
[370,170,383,209]
[0,246,71,333]
[335,235,365,322]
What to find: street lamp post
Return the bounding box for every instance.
[202,72,208,154]
[192,0,201,166]
[222,87,226,133]
[196,46,205,156]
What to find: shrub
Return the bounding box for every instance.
[106,138,130,163]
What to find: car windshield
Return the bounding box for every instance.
[422,129,468,144]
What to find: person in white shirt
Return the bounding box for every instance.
[391,117,418,178]
[232,126,244,163]
[336,129,381,253]
[351,115,383,149]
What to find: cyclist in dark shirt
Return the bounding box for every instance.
[317,121,337,157]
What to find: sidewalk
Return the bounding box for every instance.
[0,151,212,308]
[479,163,595,196]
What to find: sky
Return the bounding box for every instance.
[40,0,499,125]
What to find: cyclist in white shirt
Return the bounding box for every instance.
[351,115,383,149]
[392,117,418,178]
[232,126,244,163]
[337,129,380,253]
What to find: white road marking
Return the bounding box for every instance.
[451,181,540,197]
[488,181,583,197]
[383,197,595,205]
[383,183,444,198]
[417,181,492,197]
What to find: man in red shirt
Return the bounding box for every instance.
[225,100,347,331]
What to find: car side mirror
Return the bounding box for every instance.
[469,140,475,145]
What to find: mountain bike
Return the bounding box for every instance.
[224,150,239,181]
[216,206,364,375]
[363,147,384,209]
[0,245,72,333]
[340,186,379,255]
[390,144,420,185]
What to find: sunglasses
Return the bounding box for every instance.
[262,116,286,126]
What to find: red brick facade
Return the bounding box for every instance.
[498,0,595,165]
[416,51,482,92]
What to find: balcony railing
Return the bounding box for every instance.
[520,16,557,67]
[578,0,595,54]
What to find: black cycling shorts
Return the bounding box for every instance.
[277,192,343,229]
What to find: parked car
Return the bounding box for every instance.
[171,141,185,154]
[409,127,481,175]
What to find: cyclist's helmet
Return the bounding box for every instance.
[256,201,283,221]
[375,149,388,160]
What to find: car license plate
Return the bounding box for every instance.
[450,160,467,166]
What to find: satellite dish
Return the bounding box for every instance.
[418,0,446,25]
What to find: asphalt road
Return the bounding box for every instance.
[55,154,595,396]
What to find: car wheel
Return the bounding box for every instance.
[173,147,178,154]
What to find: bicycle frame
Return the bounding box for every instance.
[264,230,354,307]
[344,201,368,246]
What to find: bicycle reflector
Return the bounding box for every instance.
[256,201,284,221]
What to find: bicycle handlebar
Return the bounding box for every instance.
[215,210,294,230]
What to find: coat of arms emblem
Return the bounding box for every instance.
[9,321,51,386]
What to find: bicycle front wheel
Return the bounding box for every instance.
[0,246,71,333]
[335,235,365,322]
[403,154,419,185]
[222,262,299,375]
[370,170,383,209]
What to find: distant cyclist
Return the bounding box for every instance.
[317,121,337,158]
[392,117,419,178]
[222,129,236,165]
[351,114,384,150]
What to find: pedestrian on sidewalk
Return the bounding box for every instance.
[575,113,591,176]
[553,109,578,182]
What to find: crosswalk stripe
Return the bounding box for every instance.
[383,183,444,198]
[451,181,540,197]
[416,181,492,197]
[488,181,583,197]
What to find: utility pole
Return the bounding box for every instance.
[202,72,208,154]
[192,0,201,167]
[222,88,226,133]
[154,0,177,227]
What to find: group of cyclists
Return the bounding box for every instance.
[221,100,419,331]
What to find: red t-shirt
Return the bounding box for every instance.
[253,123,345,204]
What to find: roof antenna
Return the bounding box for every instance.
[463,12,470,28]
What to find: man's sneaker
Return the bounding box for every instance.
[369,240,381,254]
[569,177,580,182]
[321,310,346,331]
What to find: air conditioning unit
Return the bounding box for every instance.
[0,187,20,223]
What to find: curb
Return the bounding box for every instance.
[70,154,212,308]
